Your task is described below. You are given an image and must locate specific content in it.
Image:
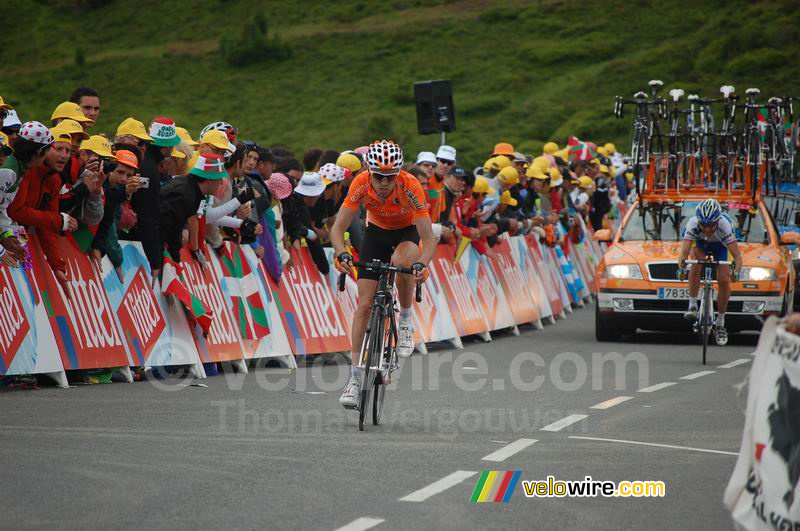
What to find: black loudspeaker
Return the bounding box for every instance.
[414,80,455,135]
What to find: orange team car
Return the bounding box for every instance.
[593,190,800,341]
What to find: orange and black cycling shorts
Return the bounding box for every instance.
[358,224,420,280]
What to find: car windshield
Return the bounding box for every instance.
[620,201,770,243]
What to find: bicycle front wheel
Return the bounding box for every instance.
[360,305,385,431]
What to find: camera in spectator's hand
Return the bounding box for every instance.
[236,185,255,205]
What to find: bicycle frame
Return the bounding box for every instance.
[683,258,732,364]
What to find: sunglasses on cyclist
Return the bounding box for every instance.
[699,221,719,229]
[371,172,398,183]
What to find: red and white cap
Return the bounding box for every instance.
[266,172,293,200]
[18,121,54,146]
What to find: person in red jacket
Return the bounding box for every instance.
[8,122,76,290]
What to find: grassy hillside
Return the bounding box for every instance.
[3,0,799,166]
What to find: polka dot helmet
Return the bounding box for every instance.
[200,121,237,143]
[18,121,54,146]
[365,140,403,175]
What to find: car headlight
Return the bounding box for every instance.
[606,264,643,279]
[738,266,777,281]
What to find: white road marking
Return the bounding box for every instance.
[335,517,385,531]
[400,470,477,502]
[680,370,715,380]
[638,382,676,393]
[569,436,738,456]
[540,414,588,432]
[482,438,538,462]
[719,358,750,369]
[490,440,509,444]
[590,396,633,410]
[306,391,326,395]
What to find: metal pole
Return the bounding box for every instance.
[441,131,446,146]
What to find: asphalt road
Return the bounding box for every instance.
[0,303,758,530]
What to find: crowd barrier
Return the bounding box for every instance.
[1,223,603,388]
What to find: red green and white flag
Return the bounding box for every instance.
[567,136,596,161]
[219,244,269,339]
[161,251,213,335]
[757,107,769,141]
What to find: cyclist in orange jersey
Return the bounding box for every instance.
[331,140,436,408]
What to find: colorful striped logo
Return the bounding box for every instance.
[469,471,521,502]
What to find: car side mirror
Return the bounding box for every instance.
[780,231,800,245]
[593,229,612,242]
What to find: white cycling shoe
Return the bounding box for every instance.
[683,307,698,321]
[397,319,415,358]
[339,377,360,409]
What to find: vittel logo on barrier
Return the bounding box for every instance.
[496,253,527,300]
[182,260,236,346]
[437,258,483,322]
[284,259,345,338]
[475,262,497,314]
[0,266,29,362]
[64,259,122,349]
[118,267,165,356]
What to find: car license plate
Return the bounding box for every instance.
[657,287,716,299]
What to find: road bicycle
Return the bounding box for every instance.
[679,258,735,365]
[338,259,422,431]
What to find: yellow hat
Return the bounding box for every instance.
[497,165,520,186]
[624,170,634,181]
[170,147,186,159]
[599,164,611,175]
[604,143,616,154]
[79,135,114,158]
[200,130,232,151]
[555,148,569,160]
[51,119,89,141]
[500,190,518,207]
[596,146,608,157]
[336,152,362,172]
[589,158,600,166]
[526,165,548,180]
[0,132,13,152]
[116,117,153,141]
[187,150,199,171]
[549,167,562,180]
[579,176,594,188]
[51,101,92,123]
[0,97,12,110]
[543,142,559,155]
[52,131,73,145]
[486,155,511,172]
[473,177,495,195]
[176,127,199,147]
[532,156,551,173]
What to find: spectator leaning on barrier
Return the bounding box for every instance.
[131,117,181,276]
[285,171,329,275]
[91,148,141,278]
[53,121,103,227]
[265,172,294,268]
[159,153,226,264]
[8,123,76,288]
[2,109,22,176]
[0,132,25,266]
[69,87,100,128]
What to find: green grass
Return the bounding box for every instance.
[3,0,800,167]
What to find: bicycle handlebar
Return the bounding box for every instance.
[337,260,423,302]
[683,259,733,266]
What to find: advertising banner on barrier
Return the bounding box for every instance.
[458,245,516,332]
[179,245,249,363]
[213,242,293,364]
[106,241,204,368]
[428,244,490,337]
[0,260,64,378]
[485,237,541,326]
[569,239,597,293]
[539,242,573,311]
[29,235,130,370]
[509,235,553,322]
[526,235,565,319]
[268,247,350,355]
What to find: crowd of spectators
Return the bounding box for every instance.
[0,88,633,290]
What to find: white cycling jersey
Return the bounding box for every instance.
[682,215,736,245]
